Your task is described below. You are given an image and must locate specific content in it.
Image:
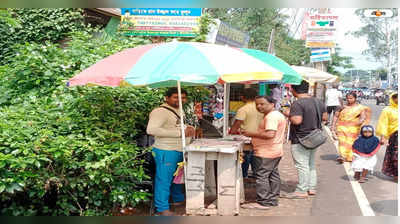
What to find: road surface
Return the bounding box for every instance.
[312,99,397,216]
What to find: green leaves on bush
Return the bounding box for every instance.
[0,24,159,215]
[0,86,163,215]
[0,8,85,65]
[0,29,151,105]
[0,11,211,215]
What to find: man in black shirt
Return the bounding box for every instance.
[282,80,328,199]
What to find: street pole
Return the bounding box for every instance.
[356,70,359,87]
[387,29,392,89]
[260,28,276,96]
[369,71,372,88]
[267,28,275,54]
[351,70,353,87]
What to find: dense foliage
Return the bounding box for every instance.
[0,8,86,65]
[0,87,164,215]
[0,27,165,214]
[0,30,151,105]
[0,8,212,215]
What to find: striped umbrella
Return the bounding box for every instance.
[68,41,287,88]
[68,41,298,147]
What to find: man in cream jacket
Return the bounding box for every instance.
[147,87,195,216]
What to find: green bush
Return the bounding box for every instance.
[0,8,85,65]
[0,86,164,215]
[0,13,211,215]
[0,30,151,105]
[0,29,160,215]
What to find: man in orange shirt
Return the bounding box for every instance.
[241,95,287,210]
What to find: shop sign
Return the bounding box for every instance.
[120,8,202,37]
[306,41,336,48]
[306,12,339,48]
[206,19,250,48]
[310,48,331,62]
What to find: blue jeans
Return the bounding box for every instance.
[153,148,185,213]
[291,144,317,193]
[242,150,255,178]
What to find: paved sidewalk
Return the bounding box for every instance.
[125,131,363,216]
[239,142,313,216]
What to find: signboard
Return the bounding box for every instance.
[306,41,335,48]
[307,14,338,30]
[306,12,339,48]
[120,8,202,37]
[206,19,250,48]
[310,48,331,62]
[306,30,335,42]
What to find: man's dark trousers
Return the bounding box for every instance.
[253,156,281,206]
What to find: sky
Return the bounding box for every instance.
[333,8,382,72]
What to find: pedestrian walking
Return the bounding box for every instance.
[332,92,370,163]
[269,84,283,110]
[376,93,398,183]
[146,87,195,216]
[325,83,343,126]
[229,88,264,179]
[281,80,328,199]
[240,96,287,209]
[351,125,381,183]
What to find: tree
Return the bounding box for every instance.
[351,8,398,87]
[376,68,388,80]
[327,48,354,78]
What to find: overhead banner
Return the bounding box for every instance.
[120,8,202,37]
[310,48,331,62]
[306,11,338,48]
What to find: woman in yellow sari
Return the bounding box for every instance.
[376,93,398,182]
[332,92,370,163]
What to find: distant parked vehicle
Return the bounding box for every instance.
[374,89,391,106]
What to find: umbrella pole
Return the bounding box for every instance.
[177,81,188,197]
[223,83,230,137]
[177,81,186,147]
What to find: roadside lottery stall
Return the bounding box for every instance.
[68,41,302,216]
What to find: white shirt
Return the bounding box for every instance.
[325,89,342,106]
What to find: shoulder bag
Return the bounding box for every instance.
[296,98,327,149]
